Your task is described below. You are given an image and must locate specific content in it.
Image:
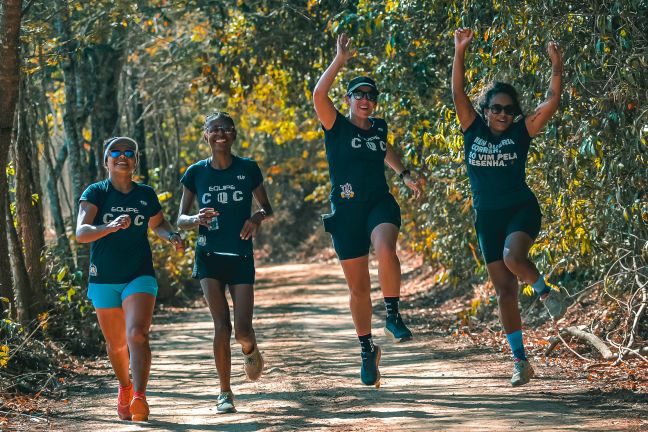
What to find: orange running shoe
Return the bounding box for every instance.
[117,382,133,420]
[130,395,149,422]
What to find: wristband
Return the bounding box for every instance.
[167,232,180,241]
[399,169,411,180]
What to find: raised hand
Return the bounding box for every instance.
[454,28,474,53]
[547,41,563,72]
[336,33,356,63]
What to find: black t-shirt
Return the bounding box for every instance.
[463,116,534,210]
[80,180,162,284]
[180,156,263,257]
[323,111,389,204]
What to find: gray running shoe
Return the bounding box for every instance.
[243,345,264,381]
[511,360,534,387]
[216,391,236,414]
[541,283,568,320]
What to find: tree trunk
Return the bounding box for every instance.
[130,69,149,184]
[89,43,124,181]
[5,197,32,323]
[0,0,23,315]
[14,78,46,315]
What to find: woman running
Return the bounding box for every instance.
[313,33,423,387]
[77,136,184,421]
[177,111,273,413]
[452,28,568,386]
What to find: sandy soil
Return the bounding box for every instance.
[21,262,648,431]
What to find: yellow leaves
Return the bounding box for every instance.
[67,287,76,302]
[191,22,209,43]
[385,0,399,13]
[56,266,67,282]
[38,312,49,331]
[522,285,534,296]
[268,165,282,175]
[302,150,309,159]
[157,191,172,202]
[306,0,318,13]
[385,39,395,58]
[0,345,8,368]
[302,130,321,141]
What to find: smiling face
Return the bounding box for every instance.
[203,116,237,154]
[106,141,137,175]
[484,92,515,134]
[345,85,377,119]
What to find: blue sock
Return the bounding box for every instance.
[384,297,399,317]
[358,333,375,353]
[505,330,526,361]
[532,275,550,296]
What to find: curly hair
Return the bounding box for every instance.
[477,82,523,118]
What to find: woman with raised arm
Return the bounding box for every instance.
[313,33,423,388]
[452,28,567,387]
[176,112,273,413]
[76,137,184,421]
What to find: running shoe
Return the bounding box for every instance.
[117,382,133,420]
[511,359,534,387]
[384,313,413,343]
[217,391,236,414]
[541,282,568,320]
[243,345,264,381]
[360,345,382,387]
[130,395,149,422]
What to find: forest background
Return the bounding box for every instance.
[0,0,646,406]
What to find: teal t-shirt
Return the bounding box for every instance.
[180,156,263,257]
[463,116,534,210]
[323,111,389,204]
[80,180,162,284]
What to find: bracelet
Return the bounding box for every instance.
[167,232,180,241]
[399,169,411,179]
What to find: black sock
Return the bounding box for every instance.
[358,333,375,353]
[384,297,399,317]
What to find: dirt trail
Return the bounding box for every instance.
[40,262,645,431]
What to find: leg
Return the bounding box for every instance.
[339,256,372,336]
[122,293,156,394]
[95,308,130,387]
[230,284,257,355]
[503,231,540,285]
[370,223,400,298]
[486,260,521,334]
[201,278,233,393]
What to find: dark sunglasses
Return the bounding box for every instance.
[349,90,378,102]
[488,104,516,116]
[109,149,136,158]
[207,125,236,134]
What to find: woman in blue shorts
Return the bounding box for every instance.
[177,112,273,414]
[77,137,184,421]
[313,33,424,388]
[452,28,568,387]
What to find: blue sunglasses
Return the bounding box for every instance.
[110,149,136,158]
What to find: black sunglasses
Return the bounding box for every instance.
[349,90,378,102]
[109,149,136,158]
[488,104,516,116]
[206,125,236,134]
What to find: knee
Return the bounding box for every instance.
[503,249,525,274]
[374,242,398,263]
[348,282,370,300]
[495,284,518,303]
[105,339,128,355]
[126,326,149,346]
[213,319,232,337]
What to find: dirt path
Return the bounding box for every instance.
[39,262,646,431]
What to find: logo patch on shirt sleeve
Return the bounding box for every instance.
[340,183,355,199]
[140,200,148,206]
[89,263,97,277]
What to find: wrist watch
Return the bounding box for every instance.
[399,169,411,179]
[167,232,180,241]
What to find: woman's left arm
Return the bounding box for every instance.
[525,41,563,137]
[240,184,274,240]
[385,144,424,199]
[149,211,185,252]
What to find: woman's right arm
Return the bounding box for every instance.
[76,201,128,243]
[176,186,217,230]
[452,28,477,132]
[313,33,355,130]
